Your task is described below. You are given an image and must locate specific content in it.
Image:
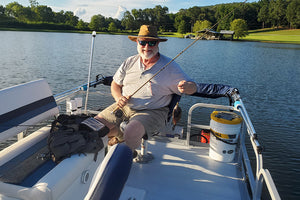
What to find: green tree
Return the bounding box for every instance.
[76,19,88,30]
[21,6,35,22]
[214,4,235,31]
[108,22,117,32]
[152,5,169,31]
[34,5,54,22]
[199,7,216,23]
[29,0,39,8]
[193,20,212,32]
[121,11,136,30]
[268,0,287,28]
[89,14,105,31]
[5,2,23,18]
[178,20,188,34]
[0,5,5,16]
[131,9,143,27]
[165,13,176,32]
[64,11,78,26]
[258,3,269,28]
[174,12,191,32]
[5,2,34,22]
[230,18,248,39]
[286,0,300,29]
[53,10,66,24]
[242,2,260,30]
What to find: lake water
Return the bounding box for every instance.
[0,31,299,199]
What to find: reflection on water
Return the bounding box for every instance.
[0,31,299,199]
[258,43,300,50]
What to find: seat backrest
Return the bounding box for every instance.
[0,79,59,141]
[84,143,132,200]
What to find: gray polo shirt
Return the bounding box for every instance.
[113,54,192,110]
[114,54,192,110]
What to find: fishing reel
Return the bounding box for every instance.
[114,109,124,118]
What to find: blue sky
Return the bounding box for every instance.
[2,0,257,22]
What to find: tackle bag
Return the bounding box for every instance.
[48,114,109,163]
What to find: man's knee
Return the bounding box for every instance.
[123,120,145,150]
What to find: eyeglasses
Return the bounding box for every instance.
[138,40,157,47]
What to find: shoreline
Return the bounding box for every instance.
[1,27,299,45]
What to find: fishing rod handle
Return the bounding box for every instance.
[111,95,131,116]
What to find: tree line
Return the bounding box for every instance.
[0,0,299,33]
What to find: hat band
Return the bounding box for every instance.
[138,35,158,38]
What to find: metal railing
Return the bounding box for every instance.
[54,76,107,103]
[186,100,281,200]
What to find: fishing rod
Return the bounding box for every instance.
[112,0,248,114]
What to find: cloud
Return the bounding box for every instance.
[74,7,87,17]
[151,0,170,4]
[113,6,127,20]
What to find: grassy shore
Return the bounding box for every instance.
[242,28,300,44]
[161,29,300,44]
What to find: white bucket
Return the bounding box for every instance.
[209,111,242,162]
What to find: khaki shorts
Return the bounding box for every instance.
[99,103,169,136]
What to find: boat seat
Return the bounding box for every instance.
[0,79,59,142]
[0,137,53,186]
[0,79,59,186]
[85,143,132,200]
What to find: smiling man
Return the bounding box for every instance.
[95,25,197,152]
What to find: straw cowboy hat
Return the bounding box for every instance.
[128,25,168,42]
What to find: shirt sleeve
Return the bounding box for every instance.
[168,62,194,95]
[113,62,126,85]
[113,55,139,86]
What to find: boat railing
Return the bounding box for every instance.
[54,75,109,104]
[54,80,98,103]
[186,101,281,200]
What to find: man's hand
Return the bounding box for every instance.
[116,96,130,108]
[177,80,197,95]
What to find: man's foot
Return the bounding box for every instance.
[108,136,124,146]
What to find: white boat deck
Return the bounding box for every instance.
[120,138,250,200]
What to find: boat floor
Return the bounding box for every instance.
[120,137,250,200]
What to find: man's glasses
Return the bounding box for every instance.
[138,40,157,47]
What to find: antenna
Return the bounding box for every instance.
[84,31,97,112]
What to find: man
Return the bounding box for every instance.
[95,25,197,151]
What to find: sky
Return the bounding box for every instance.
[1,0,257,22]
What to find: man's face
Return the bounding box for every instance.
[137,39,159,60]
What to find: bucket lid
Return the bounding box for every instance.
[211,111,242,125]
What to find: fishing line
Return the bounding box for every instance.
[113,0,248,113]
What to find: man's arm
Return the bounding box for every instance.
[177,80,197,95]
[111,80,129,108]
